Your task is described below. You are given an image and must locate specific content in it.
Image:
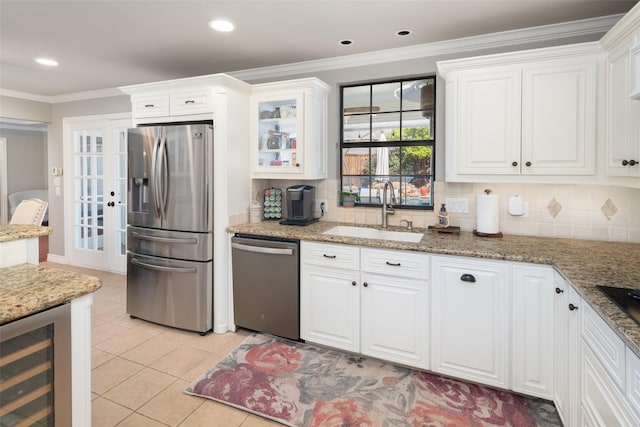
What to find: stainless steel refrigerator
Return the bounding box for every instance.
[126,122,213,334]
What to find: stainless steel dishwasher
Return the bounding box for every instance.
[231,234,300,340]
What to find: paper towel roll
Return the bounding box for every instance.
[508,195,524,216]
[477,192,500,234]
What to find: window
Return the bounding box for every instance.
[340,76,435,209]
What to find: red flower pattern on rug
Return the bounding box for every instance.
[185,334,561,427]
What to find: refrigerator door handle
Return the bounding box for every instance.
[130,257,197,273]
[130,231,198,245]
[231,242,294,256]
[151,136,162,218]
[159,136,169,220]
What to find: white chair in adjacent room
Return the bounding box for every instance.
[9,189,48,224]
[9,198,49,226]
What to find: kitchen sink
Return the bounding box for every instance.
[322,226,424,243]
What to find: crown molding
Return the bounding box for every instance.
[0,88,51,103]
[229,14,622,81]
[0,13,623,103]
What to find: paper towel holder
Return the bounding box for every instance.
[474,188,503,238]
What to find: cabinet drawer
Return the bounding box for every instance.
[582,303,626,391]
[627,349,640,419]
[170,89,214,115]
[361,248,429,279]
[301,241,359,270]
[133,94,170,117]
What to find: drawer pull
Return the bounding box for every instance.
[184,100,195,104]
[460,274,476,283]
[144,104,154,108]
[323,254,336,259]
[555,287,564,294]
[569,303,579,311]
[385,261,401,267]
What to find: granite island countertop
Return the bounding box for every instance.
[0,224,53,242]
[0,263,102,325]
[228,221,640,357]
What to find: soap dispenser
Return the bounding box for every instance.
[438,203,450,227]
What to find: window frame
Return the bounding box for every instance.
[339,75,436,210]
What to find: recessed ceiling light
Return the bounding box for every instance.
[35,58,59,66]
[209,19,235,32]
[396,30,412,37]
[339,39,353,46]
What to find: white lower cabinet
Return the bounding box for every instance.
[300,240,640,424]
[511,263,555,399]
[300,242,360,352]
[431,255,510,389]
[580,302,640,426]
[300,242,429,369]
[553,272,583,426]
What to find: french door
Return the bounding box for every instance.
[64,116,130,273]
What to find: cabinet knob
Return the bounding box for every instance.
[525,161,532,167]
[630,160,638,166]
[295,163,300,167]
[352,281,357,286]
[555,287,564,294]
[512,161,518,167]
[623,159,629,166]
[363,282,369,287]
[569,303,578,311]
[460,274,476,283]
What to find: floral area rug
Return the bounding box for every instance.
[184,333,562,427]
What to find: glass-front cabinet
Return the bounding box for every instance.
[251,78,330,179]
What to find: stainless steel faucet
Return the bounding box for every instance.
[381,180,396,228]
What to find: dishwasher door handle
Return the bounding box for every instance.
[231,242,294,256]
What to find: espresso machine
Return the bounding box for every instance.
[279,185,318,226]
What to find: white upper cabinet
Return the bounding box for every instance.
[119,73,250,124]
[601,3,640,181]
[250,78,330,180]
[438,43,602,183]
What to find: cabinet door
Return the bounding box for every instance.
[431,256,509,388]
[512,264,554,399]
[521,59,596,175]
[582,345,638,426]
[554,276,583,427]
[454,68,522,175]
[360,272,429,369]
[606,42,640,177]
[300,264,359,352]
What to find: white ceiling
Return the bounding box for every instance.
[0,0,636,98]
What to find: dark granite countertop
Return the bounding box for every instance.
[228,221,640,357]
[0,263,102,325]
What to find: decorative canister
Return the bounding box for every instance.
[249,203,263,223]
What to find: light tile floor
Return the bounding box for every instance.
[42,262,280,427]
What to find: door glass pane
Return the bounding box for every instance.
[73,128,104,253]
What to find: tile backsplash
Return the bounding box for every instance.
[260,179,640,243]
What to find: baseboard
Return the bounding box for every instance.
[46,253,67,264]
